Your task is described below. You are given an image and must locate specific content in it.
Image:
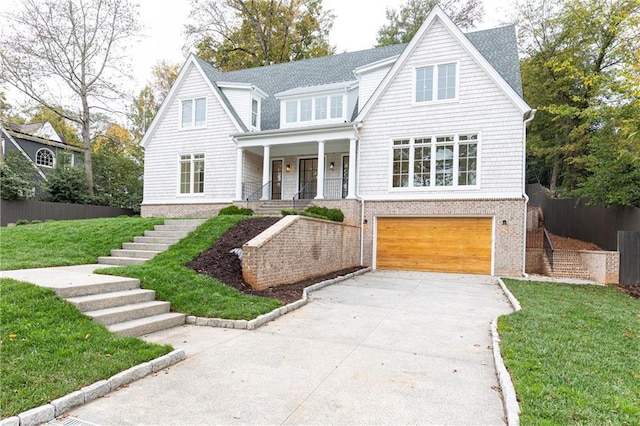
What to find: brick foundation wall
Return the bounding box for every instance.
[242,215,360,290]
[361,199,526,277]
[525,248,545,275]
[141,203,230,218]
[580,251,619,284]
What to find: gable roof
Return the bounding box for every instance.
[357,6,530,121]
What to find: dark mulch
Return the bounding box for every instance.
[526,229,603,250]
[187,217,363,305]
[616,284,640,300]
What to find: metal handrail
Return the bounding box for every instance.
[245,181,271,203]
[292,182,312,210]
[543,228,555,271]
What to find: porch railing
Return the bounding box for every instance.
[543,227,555,271]
[293,182,312,210]
[323,178,344,200]
[244,181,271,202]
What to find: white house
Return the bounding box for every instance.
[140,7,534,276]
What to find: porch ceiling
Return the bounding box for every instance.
[244,139,350,157]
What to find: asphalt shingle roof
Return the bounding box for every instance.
[194,24,523,131]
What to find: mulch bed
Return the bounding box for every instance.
[526,229,603,251]
[616,284,640,300]
[187,217,363,304]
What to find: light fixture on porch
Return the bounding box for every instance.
[329,162,335,170]
[285,164,291,173]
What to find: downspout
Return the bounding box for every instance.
[522,109,536,277]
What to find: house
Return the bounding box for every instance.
[140,7,534,277]
[1,120,84,197]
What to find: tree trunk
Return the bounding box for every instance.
[81,95,94,196]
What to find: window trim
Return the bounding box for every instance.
[389,132,480,191]
[413,61,460,105]
[179,97,207,130]
[35,148,55,168]
[280,92,346,127]
[177,153,205,195]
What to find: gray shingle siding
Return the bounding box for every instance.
[194,25,522,131]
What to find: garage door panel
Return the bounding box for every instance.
[376,217,492,274]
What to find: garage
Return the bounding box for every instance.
[375,217,493,274]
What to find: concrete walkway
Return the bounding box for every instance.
[65,270,513,425]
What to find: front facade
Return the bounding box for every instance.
[141,7,533,276]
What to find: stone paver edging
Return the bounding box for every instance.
[186,267,372,330]
[1,349,185,426]
[494,278,523,426]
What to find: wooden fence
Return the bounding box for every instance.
[1,200,135,226]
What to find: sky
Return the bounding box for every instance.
[2,0,517,115]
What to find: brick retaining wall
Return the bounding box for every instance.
[242,215,360,290]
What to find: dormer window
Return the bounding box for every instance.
[251,98,259,128]
[280,94,346,126]
[181,97,206,128]
[330,95,343,119]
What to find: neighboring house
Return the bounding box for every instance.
[141,7,534,277]
[1,120,84,197]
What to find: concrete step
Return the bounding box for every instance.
[110,249,160,259]
[98,256,148,266]
[164,219,206,226]
[133,236,182,245]
[144,230,192,238]
[122,242,172,251]
[85,301,171,326]
[108,312,186,337]
[68,289,156,312]
[54,278,141,298]
[153,224,200,232]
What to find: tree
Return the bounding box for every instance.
[518,0,640,196]
[0,0,141,195]
[376,0,484,46]
[92,124,144,211]
[0,152,37,200]
[43,152,92,204]
[185,0,335,71]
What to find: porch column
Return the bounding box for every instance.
[261,145,270,200]
[315,140,325,199]
[347,138,357,199]
[235,147,244,200]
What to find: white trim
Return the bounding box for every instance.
[411,61,460,105]
[279,93,347,128]
[275,80,358,98]
[141,55,244,148]
[1,127,48,181]
[178,97,207,130]
[35,148,55,168]
[356,6,530,122]
[177,153,206,195]
[353,55,399,76]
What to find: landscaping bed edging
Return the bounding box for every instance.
[186,267,372,330]
[1,349,185,426]
[494,278,522,426]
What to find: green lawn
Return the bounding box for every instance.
[96,215,282,319]
[0,217,164,270]
[500,279,640,425]
[0,279,173,418]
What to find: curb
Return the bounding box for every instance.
[493,278,522,426]
[186,267,372,330]
[1,349,185,426]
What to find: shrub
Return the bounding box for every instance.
[218,205,253,216]
[304,206,344,222]
[0,152,36,201]
[43,152,91,204]
[281,208,302,216]
[15,220,30,226]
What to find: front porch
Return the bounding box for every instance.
[233,123,359,203]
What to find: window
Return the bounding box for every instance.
[181,98,207,128]
[391,134,478,188]
[281,94,344,125]
[251,98,259,128]
[300,99,313,121]
[286,100,297,123]
[36,148,55,167]
[392,139,410,188]
[179,154,205,194]
[415,63,457,103]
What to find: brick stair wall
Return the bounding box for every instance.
[543,249,592,280]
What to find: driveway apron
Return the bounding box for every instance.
[68,271,513,425]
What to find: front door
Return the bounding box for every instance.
[271,160,282,200]
[298,158,318,199]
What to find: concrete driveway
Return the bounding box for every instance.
[68,271,513,425]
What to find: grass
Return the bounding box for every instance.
[499,279,640,425]
[0,279,173,418]
[0,217,164,270]
[97,215,282,319]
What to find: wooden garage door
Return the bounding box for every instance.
[376,217,492,274]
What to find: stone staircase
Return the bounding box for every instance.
[543,249,592,280]
[253,199,312,216]
[77,218,206,336]
[98,219,206,266]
